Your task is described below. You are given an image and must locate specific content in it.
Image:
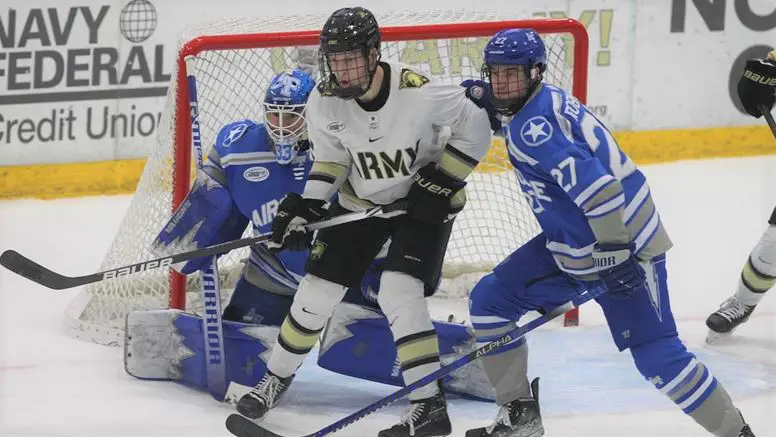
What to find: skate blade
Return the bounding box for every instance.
[705,329,735,344]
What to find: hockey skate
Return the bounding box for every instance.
[705,296,756,343]
[236,371,295,420]
[465,378,543,437]
[378,391,452,437]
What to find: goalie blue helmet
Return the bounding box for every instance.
[482,28,547,116]
[263,68,316,165]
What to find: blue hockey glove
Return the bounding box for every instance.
[406,162,466,225]
[268,193,327,252]
[592,242,647,298]
[460,79,502,133]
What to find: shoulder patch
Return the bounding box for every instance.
[222,123,249,148]
[519,116,553,147]
[399,68,429,89]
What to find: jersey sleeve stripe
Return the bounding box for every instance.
[304,161,350,201]
[573,174,617,208]
[623,182,650,223]
[585,193,626,218]
[220,151,276,167]
[438,144,480,180]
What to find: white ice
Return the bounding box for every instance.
[1,156,775,437]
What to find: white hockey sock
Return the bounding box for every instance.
[734,225,776,306]
[266,274,347,378]
[378,271,441,401]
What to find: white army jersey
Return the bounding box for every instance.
[306,61,492,209]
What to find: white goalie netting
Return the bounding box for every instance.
[65,11,587,345]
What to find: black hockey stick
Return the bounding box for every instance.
[0,202,407,290]
[759,105,776,137]
[224,286,606,437]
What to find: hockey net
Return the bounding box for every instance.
[65,12,589,345]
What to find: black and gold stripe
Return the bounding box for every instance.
[741,256,776,294]
[277,314,323,355]
[395,329,440,372]
[308,161,349,184]
[438,144,480,181]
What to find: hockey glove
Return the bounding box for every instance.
[592,242,647,298]
[460,79,502,133]
[268,193,327,252]
[406,162,466,225]
[738,52,776,118]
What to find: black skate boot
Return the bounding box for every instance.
[236,371,295,420]
[465,378,543,437]
[378,391,452,437]
[739,423,755,437]
[706,297,756,342]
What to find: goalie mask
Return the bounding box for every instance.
[482,28,547,116]
[263,68,315,165]
[318,7,381,100]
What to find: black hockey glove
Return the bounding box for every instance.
[268,193,327,252]
[737,53,776,118]
[592,242,647,299]
[461,79,502,133]
[406,162,466,225]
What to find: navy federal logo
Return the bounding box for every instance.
[399,69,430,89]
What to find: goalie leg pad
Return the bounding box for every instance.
[317,302,495,401]
[125,309,279,398]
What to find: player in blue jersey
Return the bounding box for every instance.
[460,29,756,437]
[125,68,494,404]
[705,50,776,342]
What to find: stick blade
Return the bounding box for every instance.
[225,414,291,437]
[0,250,74,290]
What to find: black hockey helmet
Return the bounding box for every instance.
[318,7,381,99]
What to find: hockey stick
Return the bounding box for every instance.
[759,105,776,137]
[224,285,607,437]
[0,202,407,291]
[186,66,228,400]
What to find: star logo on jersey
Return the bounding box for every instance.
[223,123,248,147]
[519,116,553,147]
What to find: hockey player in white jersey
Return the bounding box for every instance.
[461,29,756,437]
[706,50,776,341]
[236,7,492,437]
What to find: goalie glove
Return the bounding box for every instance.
[738,51,776,118]
[591,242,647,299]
[268,193,327,252]
[406,162,466,225]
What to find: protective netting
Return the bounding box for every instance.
[65,11,585,345]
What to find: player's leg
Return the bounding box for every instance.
[376,216,457,437]
[317,260,496,401]
[465,234,581,437]
[598,254,755,437]
[706,206,776,341]
[237,204,391,420]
